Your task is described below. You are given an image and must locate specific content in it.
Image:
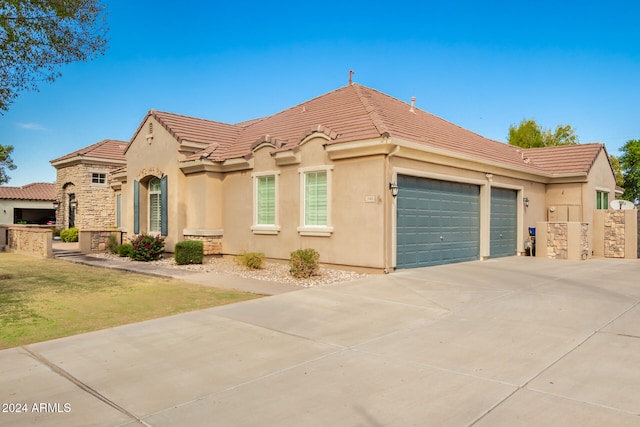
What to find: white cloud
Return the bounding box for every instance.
[17,122,48,131]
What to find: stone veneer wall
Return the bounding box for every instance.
[183,234,223,255]
[545,222,589,260]
[55,162,120,229]
[546,222,568,259]
[79,229,122,253]
[6,226,53,258]
[604,211,626,258]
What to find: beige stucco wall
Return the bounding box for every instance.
[219,138,387,268]
[54,162,121,229]
[545,151,616,225]
[123,116,190,251]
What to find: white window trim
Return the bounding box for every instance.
[595,188,610,210]
[91,172,107,186]
[148,178,162,234]
[297,165,334,237]
[251,171,281,235]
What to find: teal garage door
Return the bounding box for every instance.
[396,175,480,268]
[490,188,517,258]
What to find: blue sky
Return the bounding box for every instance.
[2,0,640,186]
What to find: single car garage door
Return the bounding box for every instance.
[490,187,517,258]
[396,175,480,268]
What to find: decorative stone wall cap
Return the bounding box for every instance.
[8,226,51,233]
[183,228,224,237]
[80,228,123,232]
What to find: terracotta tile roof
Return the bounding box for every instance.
[523,143,606,174]
[0,182,56,201]
[150,110,241,147]
[146,83,603,176]
[51,139,128,164]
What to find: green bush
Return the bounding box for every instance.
[290,248,320,278]
[117,243,133,258]
[130,234,165,262]
[107,234,120,254]
[237,252,265,270]
[175,240,204,265]
[60,227,79,242]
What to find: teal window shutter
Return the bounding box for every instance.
[160,175,168,236]
[116,193,121,228]
[133,180,140,234]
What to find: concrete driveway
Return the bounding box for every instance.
[1,257,640,426]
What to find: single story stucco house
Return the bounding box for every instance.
[51,83,619,270]
[0,183,56,225]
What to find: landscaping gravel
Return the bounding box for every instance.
[95,253,369,288]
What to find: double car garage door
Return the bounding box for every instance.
[396,175,517,269]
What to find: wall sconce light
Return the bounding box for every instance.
[523,197,530,208]
[53,200,60,210]
[389,182,399,198]
[70,200,78,210]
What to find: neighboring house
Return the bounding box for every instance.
[53,83,618,270]
[0,183,56,225]
[50,139,127,229]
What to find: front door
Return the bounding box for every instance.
[68,193,75,228]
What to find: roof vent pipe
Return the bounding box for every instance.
[410,96,416,113]
[349,70,354,85]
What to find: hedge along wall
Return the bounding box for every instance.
[6,226,53,258]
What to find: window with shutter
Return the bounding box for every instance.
[149,178,162,234]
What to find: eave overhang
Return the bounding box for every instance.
[180,157,253,174]
[50,156,127,169]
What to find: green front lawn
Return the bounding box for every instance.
[0,253,261,349]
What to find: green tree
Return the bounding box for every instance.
[0,0,108,112]
[609,155,624,187]
[619,139,640,203]
[0,144,16,184]
[508,119,579,148]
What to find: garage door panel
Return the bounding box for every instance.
[397,176,480,268]
[490,188,517,258]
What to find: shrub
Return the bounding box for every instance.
[237,252,265,270]
[175,240,204,265]
[60,227,79,242]
[107,234,120,254]
[290,248,320,278]
[130,234,165,262]
[117,243,133,258]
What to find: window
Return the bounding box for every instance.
[596,190,609,210]
[305,171,327,225]
[134,176,167,236]
[92,173,106,185]
[149,178,162,233]
[252,172,280,234]
[298,166,333,236]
